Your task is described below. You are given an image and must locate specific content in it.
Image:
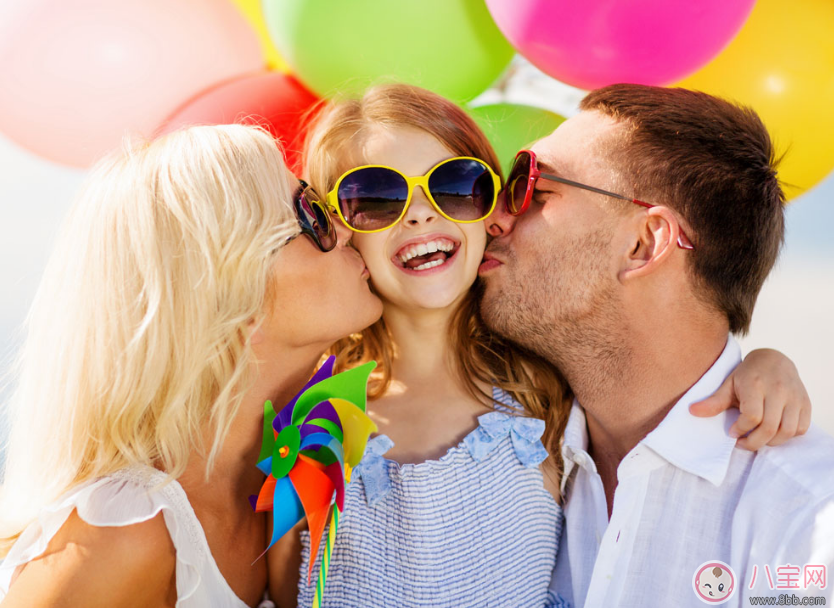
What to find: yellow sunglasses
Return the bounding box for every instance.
[324,156,501,233]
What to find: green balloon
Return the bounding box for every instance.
[468,103,566,176]
[262,0,514,102]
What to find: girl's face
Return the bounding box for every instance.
[259,215,383,351]
[349,126,488,312]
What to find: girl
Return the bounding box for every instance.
[0,124,382,607]
[268,84,811,608]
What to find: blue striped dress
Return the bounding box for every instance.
[297,388,568,608]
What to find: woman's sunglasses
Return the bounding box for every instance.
[325,156,501,233]
[506,149,695,250]
[293,180,337,252]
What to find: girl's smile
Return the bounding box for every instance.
[391,232,461,275]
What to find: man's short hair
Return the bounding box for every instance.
[580,84,785,334]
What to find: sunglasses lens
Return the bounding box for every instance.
[310,199,337,251]
[296,187,336,252]
[337,167,409,231]
[427,159,495,221]
[506,152,531,215]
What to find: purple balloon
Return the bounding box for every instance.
[485,0,756,89]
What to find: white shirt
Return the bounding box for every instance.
[551,336,834,607]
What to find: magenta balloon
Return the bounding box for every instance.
[0,0,261,167]
[485,0,756,90]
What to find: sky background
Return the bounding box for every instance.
[1,57,832,464]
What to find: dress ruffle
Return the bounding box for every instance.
[353,408,550,507]
[464,411,549,468]
[0,467,251,607]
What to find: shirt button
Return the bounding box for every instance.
[575,453,587,466]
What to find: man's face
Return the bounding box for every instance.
[478,111,629,365]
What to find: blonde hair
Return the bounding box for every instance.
[305,84,572,459]
[0,124,299,556]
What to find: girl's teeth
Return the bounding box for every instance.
[397,239,456,263]
[413,258,446,271]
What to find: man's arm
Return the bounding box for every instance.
[741,495,834,605]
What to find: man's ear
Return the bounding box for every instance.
[621,207,683,281]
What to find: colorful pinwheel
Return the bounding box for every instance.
[249,356,377,607]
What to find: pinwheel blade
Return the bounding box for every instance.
[291,361,376,426]
[267,477,304,551]
[330,398,378,469]
[257,400,278,463]
[251,474,277,512]
[289,456,337,583]
[276,357,336,432]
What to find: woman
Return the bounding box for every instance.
[268,84,811,608]
[0,124,382,607]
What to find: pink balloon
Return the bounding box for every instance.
[0,0,262,167]
[485,0,756,90]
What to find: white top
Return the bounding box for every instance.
[0,466,267,607]
[551,335,834,607]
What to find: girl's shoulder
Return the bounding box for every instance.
[353,387,557,507]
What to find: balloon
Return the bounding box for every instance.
[158,71,319,174]
[468,103,565,177]
[229,0,290,72]
[0,0,261,168]
[484,0,755,90]
[677,0,834,200]
[261,0,514,102]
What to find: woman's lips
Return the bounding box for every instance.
[348,250,369,278]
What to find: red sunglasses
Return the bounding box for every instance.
[506,149,695,250]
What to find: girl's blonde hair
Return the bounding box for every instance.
[305,84,572,459]
[0,124,299,556]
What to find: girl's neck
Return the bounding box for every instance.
[369,299,492,465]
[382,302,458,386]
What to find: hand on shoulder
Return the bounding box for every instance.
[3,508,176,608]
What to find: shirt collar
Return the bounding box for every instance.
[641,334,741,486]
[561,400,595,494]
[561,334,741,489]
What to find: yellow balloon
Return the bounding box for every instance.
[677,0,834,200]
[230,0,289,72]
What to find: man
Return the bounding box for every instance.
[478,84,834,606]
